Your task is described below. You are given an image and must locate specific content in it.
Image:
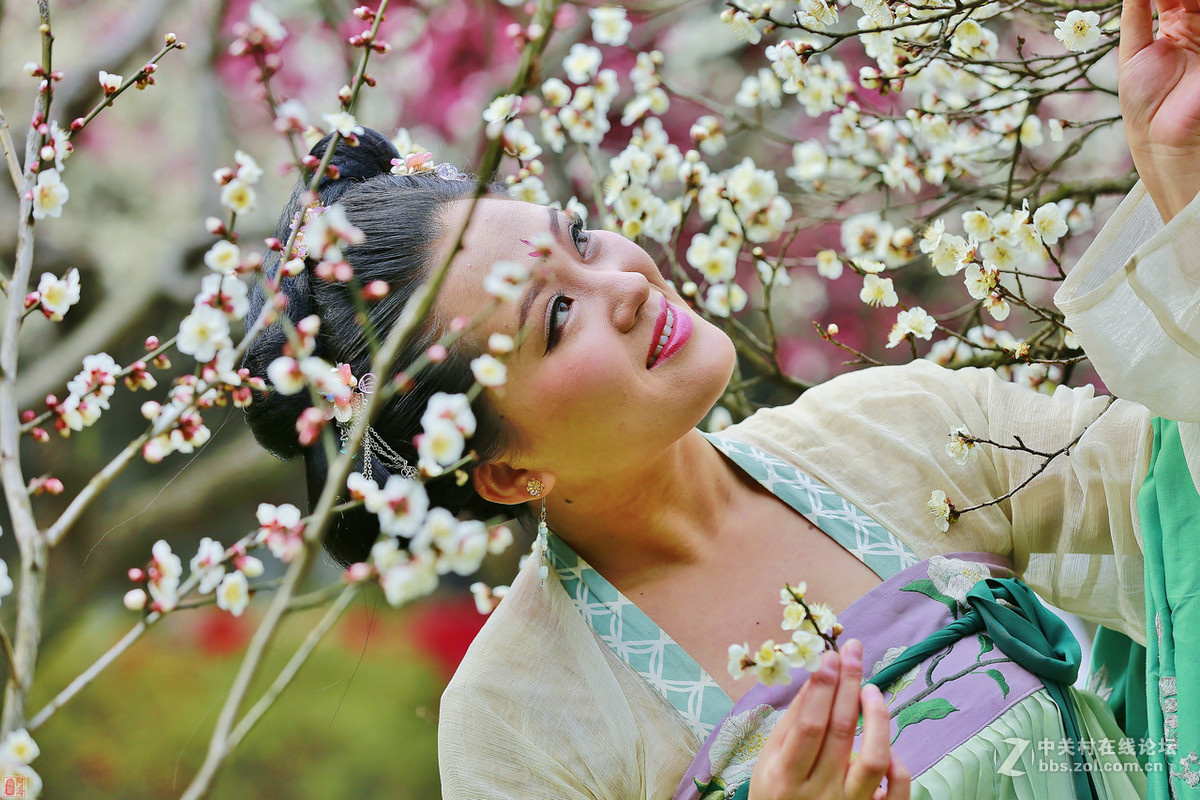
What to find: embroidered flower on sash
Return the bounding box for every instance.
[707,704,786,790]
[869,645,920,696]
[927,555,991,610]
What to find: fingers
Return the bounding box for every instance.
[882,755,912,800]
[845,682,892,798]
[770,650,841,780]
[811,639,865,782]
[1121,0,1156,65]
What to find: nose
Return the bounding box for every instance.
[606,268,651,334]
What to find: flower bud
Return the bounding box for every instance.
[344,562,373,583]
[44,477,64,495]
[427,344,447,363]
[165,32,177,44]
[205,216,226,235]
[144,335,160,350]
[236,555,264,578]
[128,567,146,582]
[826,323,839,336]
[44,394,58,408]
[124,589,148,611]
[361,280,389,301]
[39,145,55,162]
[31,428,49,443]
[20,410,35,423]
[141,401,162,420]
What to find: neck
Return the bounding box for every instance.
[541,429,755,591]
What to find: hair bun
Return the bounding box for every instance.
[309,127,399,200]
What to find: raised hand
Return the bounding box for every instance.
[1120,0,1200,221]
[747,640,910,800]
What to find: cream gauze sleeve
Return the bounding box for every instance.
[438,554,701,799]
[726,359,1153,645]
[1054,181,1200,487]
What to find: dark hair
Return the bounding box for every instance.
[242,129,515,569]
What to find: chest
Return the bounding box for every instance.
[628,499,884,702]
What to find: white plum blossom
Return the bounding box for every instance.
[687,233,738,283]
[323,111,364,138]
[787,140,828,183]
[590,6,632,46]
[563,43,603,84]
[195,273,250,320]
[0,561,11,607]
[189,537,227,594]
[886,307,936,347]
[422,392,476,438]
[962,209,992,241]
[484,261,529,302]
[930,233,972,277]
[723,10,762,44]
[859,274,898,307]
[541,78,571,107]
[216,571,250,617]
[483,94,521,139]
[219,179,256,215]
[488,333,515,354]
[266,356,305,395]
[703,283,748,317]
[204,240,241,273]
[508,174,551,205]
[436,519,490,576]
[0,729,38,766]
[148,540,183,611]
[1055,10,1102,52]
[31,168,69,219]
[946,425,977,465]
[417,419,466,468]
[366,476,430,538]
[815,250,843,280]
[964,263,998,300]
[471,355,507,387]
[927,490,954,532]
[36,268,80,321]
[98,70,123,94]
[234,150,263,184]
[371,539,438,607]
[1033,202,1069,245]
[177,306,232,364]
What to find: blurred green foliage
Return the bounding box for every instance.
[29,589,458,798]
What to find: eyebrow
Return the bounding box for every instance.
[516,207,562,336]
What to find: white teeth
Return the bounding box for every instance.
[649,307,675,366]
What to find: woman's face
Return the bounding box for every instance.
[433,197,737,495]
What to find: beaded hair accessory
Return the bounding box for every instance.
[390,151,470,181]
[337,372,417,483]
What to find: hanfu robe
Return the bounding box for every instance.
[440,355,1154,798]
[1056,182,1200,798]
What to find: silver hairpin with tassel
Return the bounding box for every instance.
[339,372,418,482]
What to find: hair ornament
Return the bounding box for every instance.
[390,151,470,181]
[335,365,418,483]
[287,204,329,260]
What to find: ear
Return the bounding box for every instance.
[473,461,555,506]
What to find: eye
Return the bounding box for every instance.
[545,294,573,352]
[568,213,589,255]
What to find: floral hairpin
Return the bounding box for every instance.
[332,365,417,482]
[287,204,328,260]
[390,151,470,181]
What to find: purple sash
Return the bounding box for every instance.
[674,551,1047,799]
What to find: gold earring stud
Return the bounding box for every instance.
[526,478,544,497]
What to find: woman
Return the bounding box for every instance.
[242,0,1195,796]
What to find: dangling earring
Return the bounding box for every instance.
[527,478,549,585]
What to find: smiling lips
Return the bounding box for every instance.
[646,295,693,369]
